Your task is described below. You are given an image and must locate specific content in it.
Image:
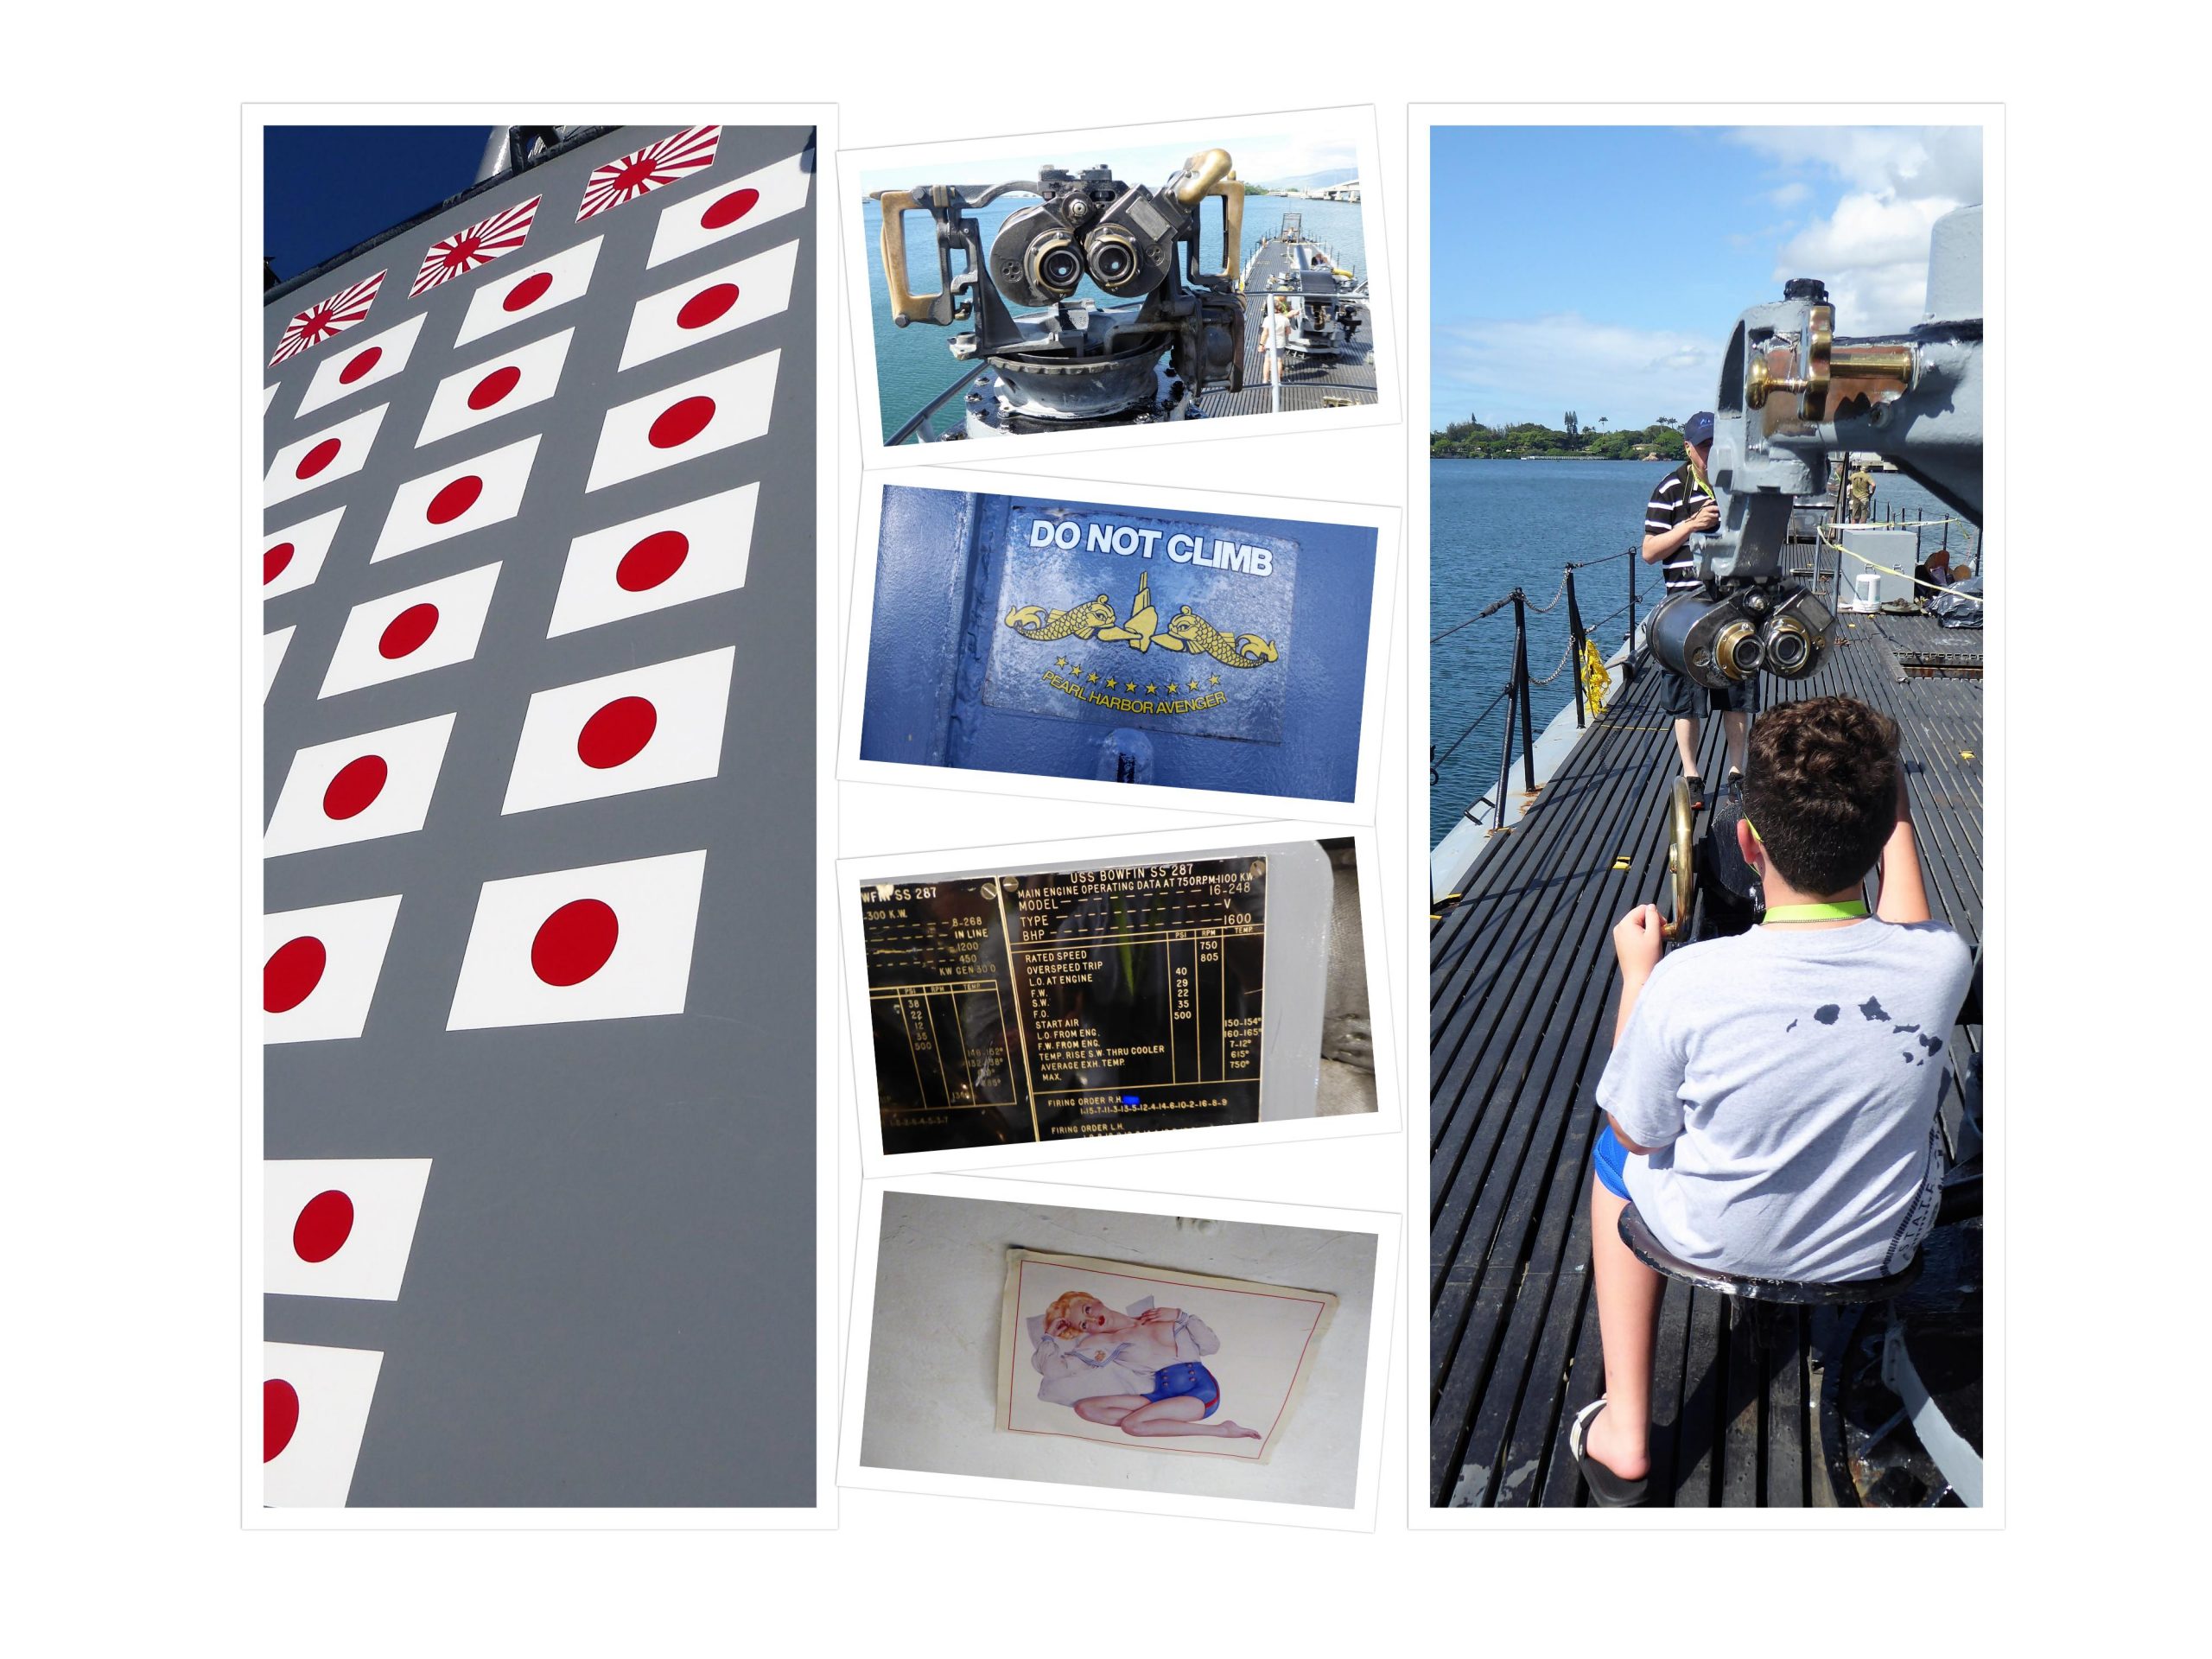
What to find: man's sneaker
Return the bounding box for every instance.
[1724,769,1745,802]
[1683,775,1706,812]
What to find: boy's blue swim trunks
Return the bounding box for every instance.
[1593,1122,1631,1201]
[1145,1361,1221,1418]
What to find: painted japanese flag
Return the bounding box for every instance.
[263,1342,383,1507]
[584,351,780,493]
[296,313,428,419]
[261,505,345,601]
[264,894,403,1045]
[454,237,601,348]
[410,193,539,296]
[264,404,387,510]
[546,483,756,639]
[270,270,385,366]
[576,126,720,220]
[319,563,503,699]
[648,149,812,268]
[415,330,574,448]
[447,850,706,1031]
[264,712,456,856]
[264,1160,433,1301]
[370,437,540,563]
[501,647,734,815]
[617,242,798,371]
[264,627,294,702]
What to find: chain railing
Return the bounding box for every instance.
[1430,549,1644,829]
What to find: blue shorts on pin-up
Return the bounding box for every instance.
[1593,1123,1632,1200]
[1146,1362,1221,1417]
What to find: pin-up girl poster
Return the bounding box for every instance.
[996,1249,1336,1462]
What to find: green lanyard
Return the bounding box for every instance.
[1763,900,1870,923]
[1687,456,1713,505]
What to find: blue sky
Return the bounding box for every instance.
[1430,124,1982,431]
[264,126,486,284]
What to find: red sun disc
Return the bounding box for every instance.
[700,188,760,229]
[292,1189,356,1263]
[264,1379,300,1462]
[295,438,343,480]
[338,346,383,385]
[576,696,658,769]
[616,530,690,592]
[321,754,389,820]
[648,396,715,449]
[425,475,484,524]
[378,603,440,659]
[530,899,620,987]
[264,542,296,585]
[504,270,554,312]
[467,365,522,410]
[677,283,740,330]
[264,936,327,1014]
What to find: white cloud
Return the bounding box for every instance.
[1433,313,1722,429]
[1724,125,1982,333]
[1768,181,1810,207]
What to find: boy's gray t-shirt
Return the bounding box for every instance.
[1596,918,1974,1281]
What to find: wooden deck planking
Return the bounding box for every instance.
[1429,626,1984,1506]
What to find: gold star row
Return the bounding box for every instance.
[1054,655,1224,694]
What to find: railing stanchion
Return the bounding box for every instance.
[1566,568,1588,730]
[1625,544,1638,679]
[1510,588,1536,792]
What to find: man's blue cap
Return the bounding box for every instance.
[1683,410,1715,445]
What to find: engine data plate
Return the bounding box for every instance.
[860,856,1266,1154]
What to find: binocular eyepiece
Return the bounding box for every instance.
[1648,587,1835,690]
[988,164,1212,309]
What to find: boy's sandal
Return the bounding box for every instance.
[1568,1398,1649,1508]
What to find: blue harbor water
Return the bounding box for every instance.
[861,194,1369,443]
[1429,460,1967,850]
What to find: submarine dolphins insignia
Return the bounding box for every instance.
[1005,569,1280,666]
[1004,592,1118,642]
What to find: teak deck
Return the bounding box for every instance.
[1204,235,1377,420]
[1427,611,1983,1507]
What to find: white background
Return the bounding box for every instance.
[3,4,2187,1651]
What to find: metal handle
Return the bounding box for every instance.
[875,188,939,325]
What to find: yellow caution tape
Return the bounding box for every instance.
[1821,527,1986,601]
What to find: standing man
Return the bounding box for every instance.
[1641,411,1752,809]
[1848,465,1877,523]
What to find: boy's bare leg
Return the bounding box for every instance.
[1720,710,1750,778]
[1586,1179,1662,1481]
[1673,716,1701,779]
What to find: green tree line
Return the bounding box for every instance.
[1431,416,1687,462]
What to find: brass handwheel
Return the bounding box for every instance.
[1664,776,1696,941]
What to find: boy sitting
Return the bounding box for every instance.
[1572,695,1974,1504]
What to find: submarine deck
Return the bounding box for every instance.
[1201,233,1377,420]
[1427,609,1984,1507]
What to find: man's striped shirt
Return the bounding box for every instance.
[1644,462,1716,592]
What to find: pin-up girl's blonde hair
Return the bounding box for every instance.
[1045,1290,1102,1339]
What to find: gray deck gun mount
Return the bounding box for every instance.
[1652,204,1985,690]
[874,150,1246,435]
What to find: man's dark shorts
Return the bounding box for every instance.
[1657,664,1758,720]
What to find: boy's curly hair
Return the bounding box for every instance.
[1740,696,1901,897]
